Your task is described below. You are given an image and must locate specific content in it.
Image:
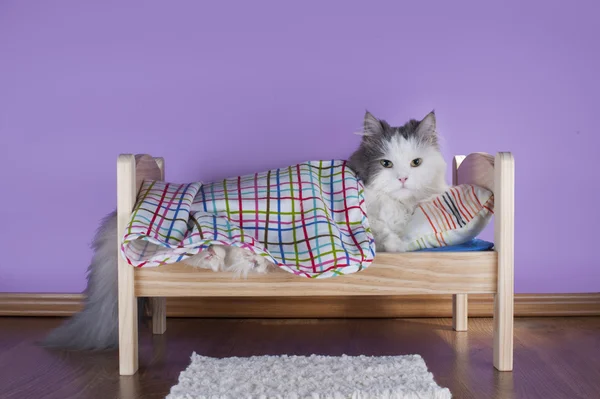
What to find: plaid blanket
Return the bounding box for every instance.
[120,161,376,278]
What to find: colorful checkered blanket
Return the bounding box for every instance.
[120,161,376,278]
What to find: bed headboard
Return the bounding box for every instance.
[453,152,495,192]
[133,154,164,192]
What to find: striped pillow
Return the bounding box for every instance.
[404,184,494,251]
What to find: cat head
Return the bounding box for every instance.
[348,110,448,201]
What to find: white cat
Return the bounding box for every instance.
[349,111,448,252]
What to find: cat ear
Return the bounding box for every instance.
[415,110,437,139]
[361,111,383,136]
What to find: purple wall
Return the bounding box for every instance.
[1,1,598,294]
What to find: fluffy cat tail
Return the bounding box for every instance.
[41,211,144,350]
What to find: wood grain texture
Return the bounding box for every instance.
[452,155,468,332]
[117,154,139,375]
[133,154,162,192]
[151,298,167,335]
[150,156,167,335]
[152,157,165,180]
[1,293,598,317]
[0,293,85,316]
[456,152,495,192]
[452,154,466,184]
[493,152,515,371]
[1,317,599,399]
[134,252,498,297]
[453,294,468,331]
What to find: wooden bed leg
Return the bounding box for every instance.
[452,156,469,331]
[493,152,514,372]
[151,298,167,334]
[452,294,468,331]
[149,157,167,336]
[118,265,138,376]
[118,155,139,376]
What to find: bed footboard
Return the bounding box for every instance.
[493,152,515,371]
[452,155,468,332]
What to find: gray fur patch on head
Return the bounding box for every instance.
[348,110,440,185]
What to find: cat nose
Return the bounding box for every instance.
[399,177,408,184]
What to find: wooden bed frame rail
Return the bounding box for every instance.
[116,152,515,375]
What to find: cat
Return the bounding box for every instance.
[348,110,449,252]
[41,110,448,350]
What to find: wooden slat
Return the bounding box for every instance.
[152,157,165,180]
[493,151,515,371]
[134,252,498,297]
[133,154,162,191]
[117,154,139,376]
[2,293,599,317]
[452,155,469,332]
[150,298,167,334]
[453,294,468,331]
[452,154,466,184]
[150,156,167,335]
[456,152,495,191]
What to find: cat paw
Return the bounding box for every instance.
[183,245,226,271]
[225,247,274,277]
[249,254,274,274]
[205,246,227,271]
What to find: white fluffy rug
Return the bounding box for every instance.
[166,353,452,399]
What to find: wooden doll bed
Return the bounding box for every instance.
[116,152,514,376]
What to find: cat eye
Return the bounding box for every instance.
[410,158,422,167]
[380,159,393,168]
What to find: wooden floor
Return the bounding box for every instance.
[1,317,599,399]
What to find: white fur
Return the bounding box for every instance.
[365,133,448,252]
[182,245,275,277]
